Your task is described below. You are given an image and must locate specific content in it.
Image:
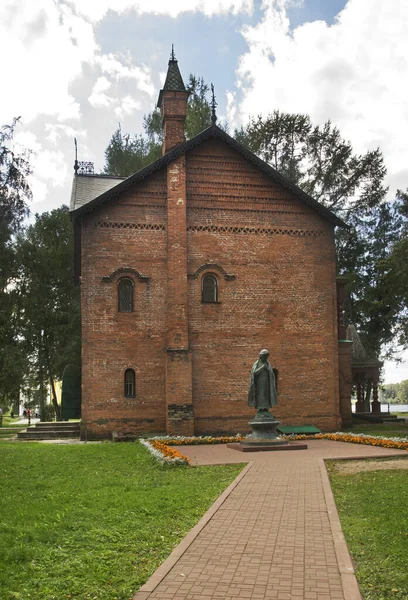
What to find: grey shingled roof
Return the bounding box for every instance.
[70,174,125,212]
[347,324,383,367]
[157,58,187,108]
[163,59,185,92]
[70,124,347,228]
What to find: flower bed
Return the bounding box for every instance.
[139,439,190,465]
[141,432,408,465]
[148,434,245,446]
[288,431,408,451]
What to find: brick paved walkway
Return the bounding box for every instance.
[134,440,407,600]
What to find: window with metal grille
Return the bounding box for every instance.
[118,278,133,312]
[124,369,135,397]
[202,274,218,303]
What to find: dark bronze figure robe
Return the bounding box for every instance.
[248,359,278,409]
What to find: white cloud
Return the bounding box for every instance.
[235,0,408,192]
[45,124,82,145]
[89,76,114,108]
[64,0,253,21]
[96,54,154,96]
[115,96,142,119]
[383,350,408,384]
[14,130,67,191]
[0,0,96,123]
[226,90,237,126]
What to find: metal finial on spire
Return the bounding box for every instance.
[210,83,218,125]
[73,137,94,176]
[74,138,78,175]
[170,44,176,61]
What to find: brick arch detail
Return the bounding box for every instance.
[188,263,236,281]
[101,267,150,283]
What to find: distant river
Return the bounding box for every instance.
[352,403,408,413]
[382,403,408,413]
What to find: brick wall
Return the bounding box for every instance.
[80,169,168,438]
[186,139,341,433]
[80,137,342,438]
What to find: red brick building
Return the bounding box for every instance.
[70,55,353,439]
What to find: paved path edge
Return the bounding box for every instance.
[319,458,363,600]
[133,461,253,600]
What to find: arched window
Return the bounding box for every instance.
[118,278,133,312]
[124,369,135,397]
[201,274,218,303]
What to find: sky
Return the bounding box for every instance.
[1,0,407,383]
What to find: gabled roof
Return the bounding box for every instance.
[70,174,125,212]
[70,124,347,228]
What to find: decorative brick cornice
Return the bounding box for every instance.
[101,268,149,283]
[187,225,325,237]
[188,263,236,281]
[96,221,165,231]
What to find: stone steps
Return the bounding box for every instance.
[17,421,81,440]
[35,422,80,430]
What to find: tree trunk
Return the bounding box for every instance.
[43,333,61,421]
[39,365,46,422]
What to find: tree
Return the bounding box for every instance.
[15,206,80,420]
[0,119,32,410]
[382,189,408,347]
[379,383,399,403]
[103,125,161,177]
[337,198,405,358]
[396,379,408,404]
[236,111,387,220]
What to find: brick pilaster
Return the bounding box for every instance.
[160,91,189,154]
[165,154,194,435]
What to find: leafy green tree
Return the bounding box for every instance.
[382,189,408,347]
[337,199,405,358]
[236,111,387,220]
[0,119,32,410]
[103,125,161,177]
[380,383,399,403]
[396,379,408,404]
[15,206,80,420]
[235,112,311,183]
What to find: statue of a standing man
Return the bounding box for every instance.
[248,349,278,412]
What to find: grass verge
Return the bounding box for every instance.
[328,460,408,600]
[351,421,408,438]
[0,441,243,600]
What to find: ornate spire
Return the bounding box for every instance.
[210,83,218,125]
[157,45,186,107]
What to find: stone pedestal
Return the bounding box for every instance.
[243,409,288,447]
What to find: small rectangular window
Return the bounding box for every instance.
[124,369,135,397]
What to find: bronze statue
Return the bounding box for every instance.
[248,349,278,411]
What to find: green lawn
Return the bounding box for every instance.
[350,420,408,438]
[0,441,243,600]
[328,461,408,600]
